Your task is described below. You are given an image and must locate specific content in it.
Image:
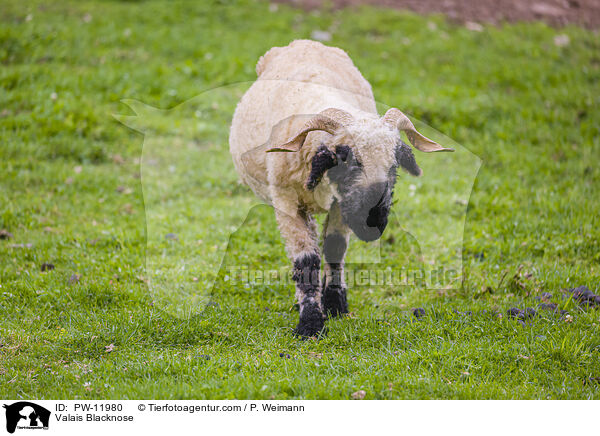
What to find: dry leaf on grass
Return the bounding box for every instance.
[351,390,366,400]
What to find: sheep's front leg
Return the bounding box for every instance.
[274,207,324,338]
[322,201,350,317]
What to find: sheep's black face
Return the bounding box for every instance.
[328,146,396,242]
[342,181,393,242]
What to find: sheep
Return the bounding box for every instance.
[229,40,453,338]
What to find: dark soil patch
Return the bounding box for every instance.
[277,0,600,29]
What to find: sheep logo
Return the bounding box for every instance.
[3,402,50,434]
[115,72,480,323]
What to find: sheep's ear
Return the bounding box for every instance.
[306,146,337,190]
[382,108,454,153]
[396,141,422,177]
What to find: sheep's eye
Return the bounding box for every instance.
[335,145,351,162]
[334,145,363,167]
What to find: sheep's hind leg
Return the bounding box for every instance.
[322,201,350,318]
[274,207,325,338]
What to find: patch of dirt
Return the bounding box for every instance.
[277,0,600,29]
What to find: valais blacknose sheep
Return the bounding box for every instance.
[229,40,453,338]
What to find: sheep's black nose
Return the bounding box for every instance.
[366,203,388,234]
[343,182,392,242]
[366,183,390,234]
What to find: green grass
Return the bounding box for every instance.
[1,0,600,399]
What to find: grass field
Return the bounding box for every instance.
[1,0,599,399]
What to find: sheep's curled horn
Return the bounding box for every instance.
[265,108,352,153]
[381,108,454,153]
[265,107,452,153]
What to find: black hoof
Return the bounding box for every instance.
[293,321,326,339]
[293,305,325,339]
[323,285,348,318]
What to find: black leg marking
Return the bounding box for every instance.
[292,253,320,291]
[322,264,348,318]
[322,233,348,318]
[292,253,324,338]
